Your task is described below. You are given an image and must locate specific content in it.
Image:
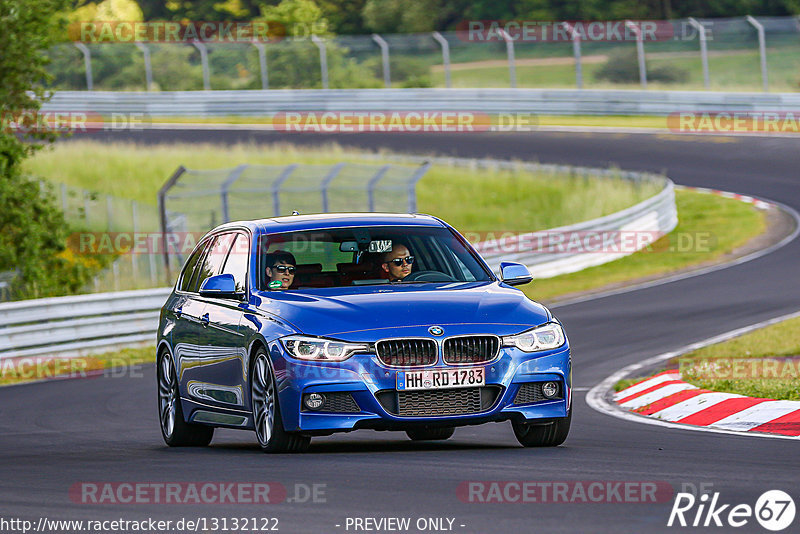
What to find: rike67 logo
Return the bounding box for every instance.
[668,490,796,531]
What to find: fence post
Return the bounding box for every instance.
[158,166,187,283]
[60,183,68,214]
[311,35,329,89]
[112,260,120,291]
[82,189,90,221]
[135,43,153,91]
[252,42,269,89]
[406,162,431,213]
[431,32,451,88]
[131,200,139,284]
[320,163,346,212]
[74,43,93,90]
[371,33,391,88]
[220,164,248,223]
[688,18,710,89]
[625,20,647,88]
[106,195,114,230]
[745,15,769,92]
[561,23,583,89]
[272,164,298,217]
[366,165,391,212]
[497,29,516,88]
[191,40,211,90]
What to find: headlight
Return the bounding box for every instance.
[502,323,565,352]
[280,336,370,362]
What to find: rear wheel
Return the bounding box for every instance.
[406,427,455,441]
[512,410,571,447]
[251,348,310,453]
[158,350,214,447]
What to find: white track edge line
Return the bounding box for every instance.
[585,309,800,441]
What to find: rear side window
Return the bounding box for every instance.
[194,233,236,292]
[179,240,209,292]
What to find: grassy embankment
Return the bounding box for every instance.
[616,316,800,401]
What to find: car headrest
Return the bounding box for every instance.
[296,263,323,275]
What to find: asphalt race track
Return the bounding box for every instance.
[2,130,798,533]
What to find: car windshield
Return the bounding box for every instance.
[259,226,493,290]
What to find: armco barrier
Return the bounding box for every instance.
[0,159,676,359]
[42,88,800,117]
[0,288,171,360]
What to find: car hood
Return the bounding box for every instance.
[253,282,551,339]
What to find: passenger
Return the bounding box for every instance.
[265,250,296,290]
[381,244,414,282]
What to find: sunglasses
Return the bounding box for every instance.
[273,265,296,274]
[386,256,415,267]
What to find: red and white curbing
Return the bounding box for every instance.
[614,371,800,437]
[675,185,773,210]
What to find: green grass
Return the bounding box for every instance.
[23,141,660,234]
[615,317,800,401]
[25,142,767,302]
[525,189,766,302]
[673,317,800,401]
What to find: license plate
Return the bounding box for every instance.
[396,368,485,391]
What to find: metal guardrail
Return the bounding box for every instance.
[0,288,171,359]
[0,159,675,359]
[43,88,800,117]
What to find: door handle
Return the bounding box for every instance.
[200,313,210,326]
[174,306,183,318]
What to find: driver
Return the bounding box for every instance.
[265,250,296,290]
[380,244,414,282]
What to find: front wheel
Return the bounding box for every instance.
[158,350,214,447]
[512,410,571,447]
[406,427,455,441]
[251,349,310,453]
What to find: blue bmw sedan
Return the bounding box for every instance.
[157,213,571,452]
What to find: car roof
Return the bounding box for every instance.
[249,213,447,234]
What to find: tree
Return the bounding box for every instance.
[0,0,103,299]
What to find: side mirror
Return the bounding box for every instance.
[500,262,533,286]
[199,274,241,298]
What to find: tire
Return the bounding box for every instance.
[251,348,311,453]
[406,426,455,441]
[512,410,571,447]
[158,350,214,447]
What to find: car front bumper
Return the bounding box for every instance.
[269,342,571,434]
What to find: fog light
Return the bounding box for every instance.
[304,393,325,410]
[542,382,559,399]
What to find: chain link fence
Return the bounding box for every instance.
[158,161,430,278]
[51,182,165,295]
[46,16,800,93]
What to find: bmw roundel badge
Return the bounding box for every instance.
[429,326,444,336]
